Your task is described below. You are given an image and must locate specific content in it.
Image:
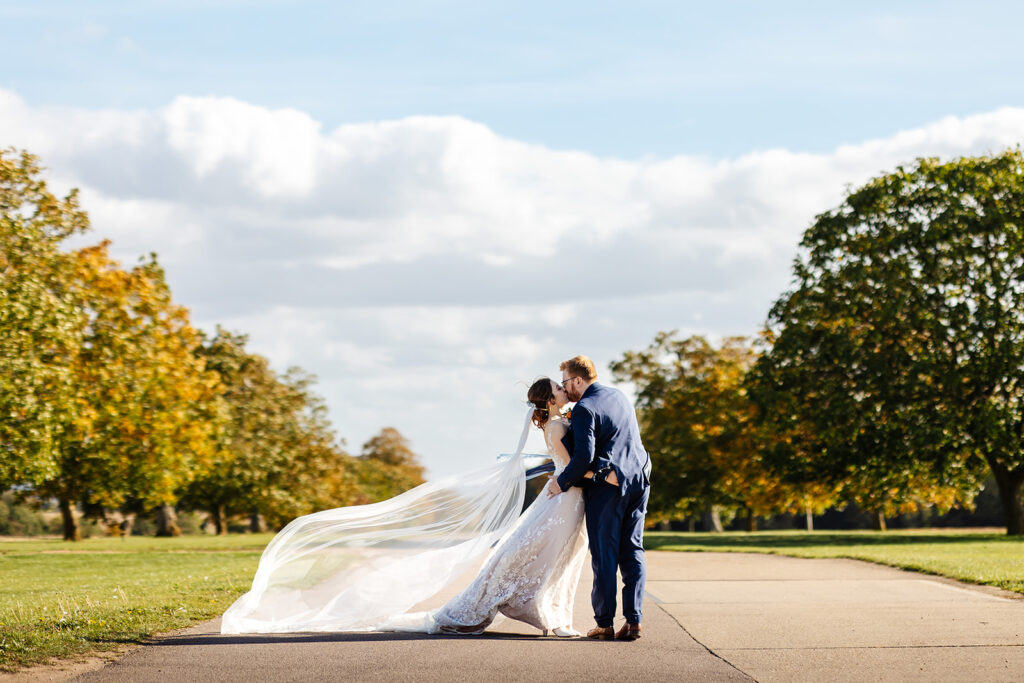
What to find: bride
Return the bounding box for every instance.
[221,377,593,637]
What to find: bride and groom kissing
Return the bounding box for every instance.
[222,354,652,641]
[539,354,653,640]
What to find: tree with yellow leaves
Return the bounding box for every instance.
[611,333,831,530]
[40,241,224,539]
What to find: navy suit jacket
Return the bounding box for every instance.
[557,382,651,494]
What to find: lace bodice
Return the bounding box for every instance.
[543,417,572,474]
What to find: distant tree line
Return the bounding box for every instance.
[0,149,424,540]
[7,145,1024,540]
[616,150,1024,536]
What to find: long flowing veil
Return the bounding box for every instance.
[221,409,545,633]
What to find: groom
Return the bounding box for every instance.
[545,355,652,641]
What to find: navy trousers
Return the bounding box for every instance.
[584,482,650,627]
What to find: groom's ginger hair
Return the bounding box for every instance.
[560,355,597,382]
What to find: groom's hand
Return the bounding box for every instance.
[545,477,563,498]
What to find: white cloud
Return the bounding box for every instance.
[3,88,1024,476]
[165,96,321,198]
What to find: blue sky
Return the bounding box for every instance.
[3,1,1024,475]
[3,1,1023,158]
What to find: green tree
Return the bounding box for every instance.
[181,329,358,532]
[0,149,87,490]
[254,366,361,527]
[750,150,1024,534]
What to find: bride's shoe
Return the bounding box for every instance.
[553,626,580,637]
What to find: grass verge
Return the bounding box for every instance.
[645,528,1024,595]
[0,534,274,672]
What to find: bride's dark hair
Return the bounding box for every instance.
[527,378,555,428]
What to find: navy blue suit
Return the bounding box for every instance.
[557,382,652,627]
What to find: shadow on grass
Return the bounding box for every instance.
[644,530,1015,551]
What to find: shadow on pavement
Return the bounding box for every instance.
[152,631,606,646]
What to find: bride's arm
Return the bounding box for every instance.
[544,421,591,497]
[546,419,617,487]
[545,421,592,477]
[553,406,598,492]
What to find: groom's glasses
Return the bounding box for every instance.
[561,377,577,388]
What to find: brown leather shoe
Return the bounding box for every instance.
[616,622,642,641]
[587,626,615,640]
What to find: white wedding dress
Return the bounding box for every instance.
[387,416,588,634]
[221,410,588,635]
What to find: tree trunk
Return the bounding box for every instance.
[687,517,696,533]
[873,510,887,532]
[155,504,182,537]
[212,504,228,535]
[59,499,81,541]
[744,507,757,532]
[992,466,1024,536]
[249,513,267,533]
[703,504,724,532]
[805,506,814,532]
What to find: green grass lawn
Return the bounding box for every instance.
[645,529,1024,595]
[0,534,274,671]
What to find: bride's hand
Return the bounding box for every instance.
[545,477,563,498]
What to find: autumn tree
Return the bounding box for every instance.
[1,148,422,540]
[41,242,223,540]
[0,149,87,491]
[750,151,1024,534]
[1,149,226,539]
[611,333,824,530]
